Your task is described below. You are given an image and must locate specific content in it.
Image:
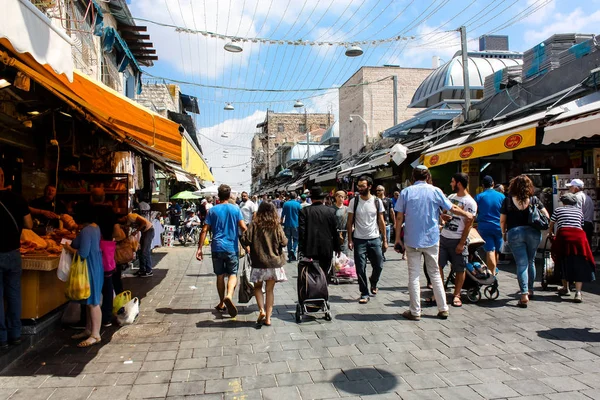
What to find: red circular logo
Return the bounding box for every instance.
[429,155,440,165]
[459,146,474,159]
[504,134,523,149]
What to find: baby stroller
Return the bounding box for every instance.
[295,258,332,323]
[445,230,500,303]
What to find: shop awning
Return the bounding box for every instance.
[287,179,306,191]
[542,100,600,145]
[166,162,195,183]
[423,125,537,167]
[0,42,183,163]
[181,131,214,182]
[1,0,74,81]
[314,170,339,183]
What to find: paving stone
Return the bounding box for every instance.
[404,374,448,390]
[256,361,290,375]
[538,375,590,391]
[146,350,178,361]
[276,371,313,386]
[406,360,448,374]
[470,382,520,398]
[410,349,448,361]
[351,354,388,367]
[501,365,548,380]
[223,364,257,378]
[396,388,444,400]
[204,378,242,394]
[241,374,277,390]
[140,360,176,371]
[334,379,377,396]
[167,382,206,397]
[310,369,349,383]
[434,386,484,400]
[369,376,410,393]
[206,355,237,368]
[328,345,362,357]
[504,379,555,396]
[79,373,120,387]
[88,385,131,400]
[188,367,224,381]
[47,387,94,400]
[545,392,592,400]
[343,367,383,381]
[531,362,580,377]
[321,356,356,370]
[297,382,340,399]
[436,371,482,386]
[437,357,477,372]
[262,385,302,400]
[269,350,302,362]
[128,383,169,399]
[135,371,173,385]
[469,368,517,383]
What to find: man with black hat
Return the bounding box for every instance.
[298,186,341,275]
[475,175,505,276]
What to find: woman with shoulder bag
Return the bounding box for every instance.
[240,202,288,326]
[500,175,550,308]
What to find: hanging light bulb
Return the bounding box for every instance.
[345,45,364,57]
[224,42,243,53]
[223,150,229,153]
[224,103,234,111]
[294,100,304,108]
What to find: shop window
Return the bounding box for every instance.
[277,123,284,132]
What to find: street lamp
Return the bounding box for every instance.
[224,103,234,111]
[294,100,304,108]
[345,45,363,57]
[349,114,370,147]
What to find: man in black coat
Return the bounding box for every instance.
[298,186,341,276]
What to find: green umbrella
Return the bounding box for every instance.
[170,191,200,200]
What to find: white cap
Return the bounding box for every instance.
[566,178,584,189]
[304,189,310,194]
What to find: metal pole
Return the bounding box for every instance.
[305,109,309,161]
[392,75,398,125]
[266,109,270,178]
[459,26,471,121]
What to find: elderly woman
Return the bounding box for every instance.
[549,193,596,303]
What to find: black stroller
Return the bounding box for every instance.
[295,258,332,323]
[445,230,500,303]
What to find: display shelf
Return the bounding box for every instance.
[57,191,128,195]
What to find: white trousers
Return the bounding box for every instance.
[406,244,449,316]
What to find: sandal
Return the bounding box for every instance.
[223,297,238,318]
[424,297,436,305]
[214,305,226,312]
[71,330,91,340]
[517,300,528,308]
[359,297,369,304]
[77,335,101,348]
[370,287,378,296]
[452,296,462,307]
[257,311,266,324]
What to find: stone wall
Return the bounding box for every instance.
[339,66,434,157]
[135,83,181,117]
[251,112,333,180]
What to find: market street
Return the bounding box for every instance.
[2,246,600,400]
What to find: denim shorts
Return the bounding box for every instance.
[212,252,239,276]
[479,228,503,252]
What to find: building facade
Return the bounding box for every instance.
[339,66,433,157]
[251,111,333,189]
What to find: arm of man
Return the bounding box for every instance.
[29,206,58,220]
[346,209,354,251]
[500,214,507,241]
[196,223,210,261]
[456,216,473,254]
[23,214,33,230]
[377,200,388,251]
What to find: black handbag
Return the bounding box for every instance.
[238,255,254,304]
[528,197,549,231]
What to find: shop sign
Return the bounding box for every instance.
[504,134,523,149]
[459,146,474,159]
[429,155,440,165]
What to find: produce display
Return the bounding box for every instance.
[20,229,74,256]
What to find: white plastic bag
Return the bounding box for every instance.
[57,247,73,282]
[116,297,140,326]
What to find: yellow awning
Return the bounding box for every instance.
[181,138,214,182]
[423,126,537,168]
[0,39,182,163]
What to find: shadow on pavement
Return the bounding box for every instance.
[537,327,600,342]
[331,368,399,395]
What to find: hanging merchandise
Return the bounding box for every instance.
[135,156,144,190]
[114,151,134,175]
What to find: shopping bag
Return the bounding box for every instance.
[116,297,140,326]
[238,256,254,304]
[61,301,81,325]
[65,255,90,301]
[57,248,73,282]
[204,237,210,246]
[113,290,132,315]
[115,238,134,264]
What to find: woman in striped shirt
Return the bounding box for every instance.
[549,193,596,303]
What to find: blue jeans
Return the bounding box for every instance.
[140,228,155,273]
[354,237,384,297]
[507,226,542,294]
[0,250,22,342]
[385,225,392,244]
[284,226,299,258]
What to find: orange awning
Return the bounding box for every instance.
[0,39,182,163]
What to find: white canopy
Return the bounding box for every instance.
[1,0,74,81]
[193,185,219,197]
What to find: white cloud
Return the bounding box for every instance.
[305,89,339,122]
[522,0,557,25]
[523,8,600,45]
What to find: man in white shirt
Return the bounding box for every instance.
[347,176,388,304]
[238,191,257,226]
[439,173,477,307]
[567,179,594,243]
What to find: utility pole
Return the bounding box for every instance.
[305,109,309,162]
[392,75,398,125]
[459,26,471,121]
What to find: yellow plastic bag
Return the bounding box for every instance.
[113,290,132,315]
[204,237,209,246]
[65,255,90,301]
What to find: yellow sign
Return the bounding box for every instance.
[424,127,536,168]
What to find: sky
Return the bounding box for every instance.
[128,0,600,192]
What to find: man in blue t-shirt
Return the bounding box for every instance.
[281,192,302,261]
[197,184,247,318]
[474,175,505,276]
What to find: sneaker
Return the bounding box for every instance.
[102,321,113,328]
[574,291,583,303]
[138,271,153,278]
[437,311,449,320]
[557,287,570,296]
[402,310,420,321]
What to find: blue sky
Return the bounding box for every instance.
[129,0,599,191]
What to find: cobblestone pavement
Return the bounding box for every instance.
[2,246,600,399]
